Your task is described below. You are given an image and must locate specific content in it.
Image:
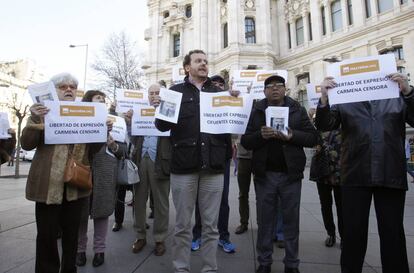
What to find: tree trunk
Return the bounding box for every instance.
[14,120,22,178]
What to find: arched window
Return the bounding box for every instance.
[173,34,180,57]
[331,0,342,31]
[295,17,304,45]
[377,0,393,13]
[223,23,228,48]
[185,5,192,18]
[321,6,327,35]
[245,17,256,44]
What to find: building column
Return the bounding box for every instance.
[303,14,310,46]
[309,1,321,43]
[257,0,272,47]
[325,3,333,37]
[290,20,297,48]
[200,0,208,51]
[227,0,240,48]
[369,0,378,17]
[353,0,365,27]
[341,0,349,31]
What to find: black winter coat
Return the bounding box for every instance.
[241,97,318,180]
[155,77,232,174]
[315,92,414,190]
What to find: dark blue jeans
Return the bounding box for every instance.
[193,159,230,241]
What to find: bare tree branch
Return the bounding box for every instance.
[92,31,144,96]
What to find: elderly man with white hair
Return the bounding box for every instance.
[130,83,172,256]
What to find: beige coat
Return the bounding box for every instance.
[21,116,96,204]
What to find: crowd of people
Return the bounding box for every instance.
[15,49,413,273]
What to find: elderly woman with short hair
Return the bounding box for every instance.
[21,73,107,273]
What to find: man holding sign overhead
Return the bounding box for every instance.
[316,68,413,273]
[241,75,318,273]
[155,50,232,273]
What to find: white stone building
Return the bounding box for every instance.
[0,59,45,129]
[143,0,413,106]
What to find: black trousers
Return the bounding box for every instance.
[316,183,343,238]
[341,186,409,273]
[35,197,86,273]
[114,185,129,224]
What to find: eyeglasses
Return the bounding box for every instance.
[57,84,77,90]
[265,83,285,89]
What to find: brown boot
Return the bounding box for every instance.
[154,242,166,256]
[132,239,146,253]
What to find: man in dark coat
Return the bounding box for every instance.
[241,75,318,273]
[155,50,232,272]
[315,73,413,273]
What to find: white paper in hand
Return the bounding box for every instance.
[108,114,127,143]
[155,88,183,124]
[0,112,11,139]
[28,81,59,104]
[265,107,289,135]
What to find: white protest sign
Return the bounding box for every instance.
[232,70,264,94]
[265,107,289,135]
[44,101,108,144]
[200,91,254,134]
[172,64,186,84]
[306,83,323,109]
[75,90,85,102]
[326,54,399,105]
[0,112,11,139]
[250,70,288,99]
[28,81,59,104]
[108,114,127,143]
[155,88,182,124]
[115,88,149,113]
[131,105,170,136]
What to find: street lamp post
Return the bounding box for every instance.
[69,44,88,90]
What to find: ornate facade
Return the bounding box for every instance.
[143,0,414,106]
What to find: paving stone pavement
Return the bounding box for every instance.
[0,161,413,273]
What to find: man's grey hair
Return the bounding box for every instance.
[50,73,78,87]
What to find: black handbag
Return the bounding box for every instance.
[309,147,331,182]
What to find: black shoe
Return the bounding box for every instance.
[285,267,300,273]
[148,211,154,219]
[92,253,104,267]
[235,224,248,234]
[112,222,122,232]
[76,252,86,267]
[256,265,271,273]
[325,235,336,247]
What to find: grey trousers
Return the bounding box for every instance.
[133,155,170,242]
[170,172,224,273]
[254,172,301,268]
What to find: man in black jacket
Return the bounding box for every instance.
[155,50,232,273]
[241,75,318,273]
[315,73,413,273]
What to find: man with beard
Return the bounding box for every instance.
[155,50,232,273]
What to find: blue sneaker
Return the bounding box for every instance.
[191,238,201,251]
[218,239,236,253]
